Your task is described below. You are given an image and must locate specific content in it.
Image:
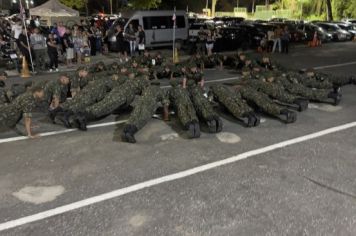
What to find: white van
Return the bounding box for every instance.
[108,10,188,51]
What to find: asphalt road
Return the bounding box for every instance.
[0,42,356,236]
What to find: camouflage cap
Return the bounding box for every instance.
[77,66,88,72]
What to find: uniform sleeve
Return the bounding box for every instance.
[161,89,170,106]
[22,98,35,118]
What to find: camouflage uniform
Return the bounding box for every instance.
[62,77,109,113]
[84,76,148,119]
[276,76,330,102]
[188,82,222,133]
[186,70,204,85]
[168,81,200,138]
[122,83,170,143]
[154,64,172,80]
[0,92,37,128]
[43,79,68,104]
[70,73,96,95]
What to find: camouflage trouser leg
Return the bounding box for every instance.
[127,96,158,130]
[258,85,298,104]
[301,79,333,90]
[327,75,351,86]
[189,86,218,122]
[84,89,131,119]
[240,87,282,116]
[0,105,21,128]
[170,87,199,127]
[210,85,253,118]
[62,87,107,113]
[285,84,329,101]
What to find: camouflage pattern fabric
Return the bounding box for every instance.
[0,92,36,128]
[276,77,329,101]
[168,85,198,127]
[209,84,253,118]
[84,77,149,119]
[239,86,282,116]
[126,85,169,130]
[188,83,219,122]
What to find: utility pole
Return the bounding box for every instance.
[110,0,113,14]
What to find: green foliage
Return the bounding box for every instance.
[60,0,86,9]
[128,0,162,10]
[333,0,356,19]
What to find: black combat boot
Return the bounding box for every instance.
[185,121,200,139]
[121,124,138,143]
[48,107,63,124]
[75,113,87,131]
[55,111,72,128]
[280,109,297,124]
[293,98,309,112]
[349,76,356,85]
[242,112,260,127]
[328,91,342,106]
[206,115,223,133]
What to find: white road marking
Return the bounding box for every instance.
[0,121,355,231]
[313,61,356,70]
[0,120,127,144]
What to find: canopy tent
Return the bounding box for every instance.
[30,0,79,17]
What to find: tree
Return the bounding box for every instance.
[60,0,86,9]
[128,0,161,9]
[325,0,333,21]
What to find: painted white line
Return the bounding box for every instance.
[313,61,356,70]
[0,121,355,232]
[161,76,240,88]
[0,120,127,144]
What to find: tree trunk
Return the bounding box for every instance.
[325,0,333,21]
[252,0,255,13]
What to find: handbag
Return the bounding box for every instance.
[138,44,145,50]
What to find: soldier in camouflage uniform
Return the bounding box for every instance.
[202,53,223,70]
[241,71,309,112]
[275,73,341,106]
[153,63,173,80]
[90,61,107,73]
[183,63,204,88]
[137,50,152,68]
[107,62,120,76]
[54,75,112,130]
[168,79,200,138]
[0,86,44,137]
[122,81,170,143]
[153,51,165,66]
[209,84,260,127]
[70,67,96,97]
[302,69,356,88]
[83,75,148,122]
[187,81,223,133]
[0,71,9,105]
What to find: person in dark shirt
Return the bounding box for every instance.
[18,28,33,71]
[47,33,59,72]
[115,25,127,60]
[137,25,146,55]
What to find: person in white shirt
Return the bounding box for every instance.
[30,27,47,71]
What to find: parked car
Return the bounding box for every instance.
[334,22,356,38]
[315,22,352,41]
[297,23,332,42]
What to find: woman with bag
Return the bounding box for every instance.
[137,25,145,55]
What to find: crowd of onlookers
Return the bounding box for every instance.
[0,15,147,73]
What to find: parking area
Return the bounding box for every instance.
[0,42,356,235]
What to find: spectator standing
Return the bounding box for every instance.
[62,28,74,67]
[57,22,66,38]
[281,26,291,54]
[267,28,275,52]
[30,27,47,71]
[272,25,282,53]
[125,23,137,56]
[18,28,33,70]
[205,30,215,56]
[95,26,103,54]
[47,33,59,72]
[197,27,206,54]
[11,20,22,48]
[73,29,84,64]
[88,26,97,56]
[137,25,145,55]
[115,25,127,60]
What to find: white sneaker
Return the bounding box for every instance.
[49,69,53,72]
[55,68,59,72]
